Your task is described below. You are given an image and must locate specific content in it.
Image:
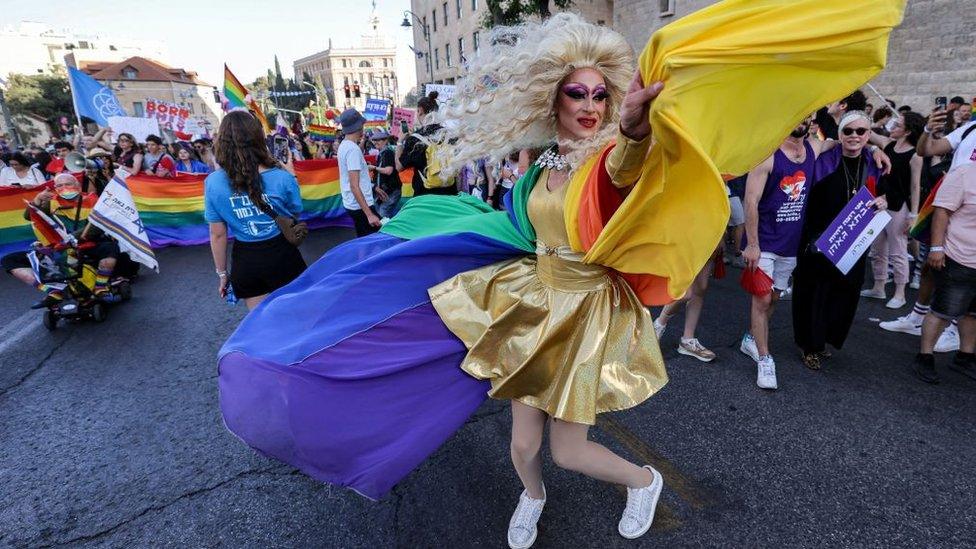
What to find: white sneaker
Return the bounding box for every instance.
[779,286,793,301]
[508,485,546,549]
[909,272,921,290]
[678,338,716,362]
[879,315,922,336]
[740,333,760,363]
[935,325,960,354]
[885,297,907,309]
[618,466,663,539]
[860,288,886,299]
[653,317,667,340]
[757,355,778,390]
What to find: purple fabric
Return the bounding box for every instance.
[746,140,817,257]
[219,303,489,500]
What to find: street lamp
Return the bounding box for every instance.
[400,11,434,86]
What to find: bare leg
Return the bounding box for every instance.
[511,400,547,499]
[958,315,976,354]
[682,267,711,339]
[549,419,651,489]
[917,264,936,305]
[732,225,744,254]
[921,313,950,354]
[751,292,779,357]
[9,267,37,287]
[244,294,269,310]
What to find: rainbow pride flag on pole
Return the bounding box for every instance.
[224,64,271,134]
[308,124,336,142]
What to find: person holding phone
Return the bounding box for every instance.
[918,97,976,175]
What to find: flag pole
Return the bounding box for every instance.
[63,54,85,133]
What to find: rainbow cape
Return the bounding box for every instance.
[217,0,907,501]
[224,64,270,134]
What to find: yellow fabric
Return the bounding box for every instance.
[430,172,667,424]
[564,0,906,300]
[605,132,652,189]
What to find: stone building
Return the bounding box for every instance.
[613,0,974,111]
[78,56,222,134]
[407,0,613,86]
[293,5,399,111]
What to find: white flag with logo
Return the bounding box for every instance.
[87,173,159,272]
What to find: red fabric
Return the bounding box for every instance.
[576,142,674,306]
[46,157,65,174]
[865,175,877,196]
[739,267,774,296]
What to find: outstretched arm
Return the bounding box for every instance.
[606,69,664,189]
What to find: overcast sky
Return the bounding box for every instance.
[5,0,418,91]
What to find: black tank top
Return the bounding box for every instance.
[879,141,915,212]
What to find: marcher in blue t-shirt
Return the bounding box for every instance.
[175,144,213,174]
[204,111,307,309]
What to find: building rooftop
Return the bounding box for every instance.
[79,56,210,86]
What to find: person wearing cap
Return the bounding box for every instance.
[337,108,380,236]
[369,128,400,219]
[83,147,114,195]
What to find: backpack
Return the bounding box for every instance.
[416,139,456,189]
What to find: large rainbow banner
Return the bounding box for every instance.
[0,159,415,257]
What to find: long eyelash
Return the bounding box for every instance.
[593,92,610,101]
[565,90,587,100]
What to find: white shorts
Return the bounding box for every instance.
[728,196,745,227]
[758,252,797,291]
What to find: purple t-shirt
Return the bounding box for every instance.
[748,140,817,256]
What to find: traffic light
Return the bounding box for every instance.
[353,84,361,98]
[344,85,351,99]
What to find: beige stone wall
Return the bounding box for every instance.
[613,0,975,112]
[409,0,615,87]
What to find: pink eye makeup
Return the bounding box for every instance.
[561,83,609,102]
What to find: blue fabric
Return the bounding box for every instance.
[67,67,127,126]
[203,168,302,242]
[220,230,528,365]
[176,160,212,174]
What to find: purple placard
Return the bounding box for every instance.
[815,187,891,274]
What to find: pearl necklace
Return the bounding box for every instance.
[535,148,570,171]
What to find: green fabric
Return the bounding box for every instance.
[510,163,541,243]
[380,192,535,252]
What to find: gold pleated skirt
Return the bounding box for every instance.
[429,254,668,425]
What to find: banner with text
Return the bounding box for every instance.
[145,98,191,132]
[364,98,390,121]
[815,187,891,274]
[424,84,456,102]
[391,107,416,137]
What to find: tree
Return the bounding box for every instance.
[4,69,74,136]
[483,0,574,27]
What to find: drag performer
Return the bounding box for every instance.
[217,2,904,547]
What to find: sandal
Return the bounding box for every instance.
[802,352,822,371]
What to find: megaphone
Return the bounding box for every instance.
[65,151,87,173]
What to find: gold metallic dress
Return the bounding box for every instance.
[429,163,667,425]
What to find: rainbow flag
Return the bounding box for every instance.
[224,64,271,134]
[364,120,387,130]
[308,124,336,142]
[25,201,71,247]
[909,175,945,243]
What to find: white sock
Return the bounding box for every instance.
[908,302,930,324]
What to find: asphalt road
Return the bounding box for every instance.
[1,228,974,548]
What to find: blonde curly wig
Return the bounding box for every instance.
[430,12,634,175]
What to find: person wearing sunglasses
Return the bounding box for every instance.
[792,111,888,371]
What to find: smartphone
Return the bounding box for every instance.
[935,96,948,111]
[273,136,289,163]
[400,120,409,134]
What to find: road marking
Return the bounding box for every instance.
[0,310,42,354]
[597,415,716,511]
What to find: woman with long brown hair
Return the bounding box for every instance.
[204,110,306,309]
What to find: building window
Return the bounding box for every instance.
[597,20,605,25]
[432,9,437,31]
[456,0,462,18]
[458,37,465,61]
[341,59,347,68]
[122,67,137,79]
[383,58,389,68]
[344,76,349,85]
[133,102,144,117]
[660,0,675,17]
[109,45,117,51]
[473,31,480,52]
[435,47,440,70]
[442,2,448,25]
[359,60,371,67]
[472,0,477,10]
[187,103,195,114]
[446,44,452,67]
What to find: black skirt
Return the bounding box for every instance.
[230,234,307,299]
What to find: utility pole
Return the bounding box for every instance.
[0,88,22,149]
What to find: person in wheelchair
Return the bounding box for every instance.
[1,173,124,309]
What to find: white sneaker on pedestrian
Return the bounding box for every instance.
[508,485,546,549]
[779,286,793,301]
[909,272,921,290]
[653,317,667,340]
[756,355,778,390]
[879,315,922,336]
[740,333,760,363]
[935,325,960,354]
[860,288,886,299]
[618,466,663,540]
[885,297,907,309]
[678,338,716,362]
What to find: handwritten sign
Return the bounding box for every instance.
[145,98,190,132]
[107,116,160,143]
[424,84,456,102]
[391,107,416,138]
[815,187,891,274]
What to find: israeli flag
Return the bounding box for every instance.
[67,66,127,126]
